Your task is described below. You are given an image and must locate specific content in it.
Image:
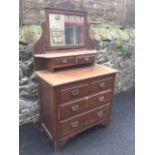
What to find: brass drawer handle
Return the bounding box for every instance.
[70,121,79,128]
[71,104,79,111]
[84,57,90,61]
[96,111,104,118]
[98,96,105,103]
[98,82,105,89]
[71,89,79,96]
[62,59,68,64]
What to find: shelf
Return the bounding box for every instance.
[34,49,96,58]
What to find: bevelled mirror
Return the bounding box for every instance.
[45,9,87,50]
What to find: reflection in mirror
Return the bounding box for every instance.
[49,14,84,46]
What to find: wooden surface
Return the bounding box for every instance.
[46,54,96,72]
[33,3,117,151]
[35,64,117,86]
[34,49,96,58]
[38,67,117,150]
[60,90,112,120]
[33,22,46,54]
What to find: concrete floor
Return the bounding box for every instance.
[19,90,135,155]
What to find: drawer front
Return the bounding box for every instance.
[60,90,112,120]
[60,104,111,137]
[91,77,113,93]
[60,116,85,137]
[60,84,90,103]
[53,57,75,67]
[85,104,110,126]
[88,90,112,108]
[76,55,95,65]
[60,98,88,120]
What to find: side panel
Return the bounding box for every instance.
[39,79,59,150]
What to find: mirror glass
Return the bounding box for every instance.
[49,14,84,46]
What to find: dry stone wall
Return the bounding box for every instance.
[20,0,134,27]
[19,0,135,125]
[19,25,134,125]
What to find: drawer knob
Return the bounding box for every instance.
[62,59,68,64]
[71,104,79,111]
[70,121,78,128]
[96,111,104,118]
[98,82,105,89]
[71,89,79,96]
[98,96,105,103]
[84,57,89,61]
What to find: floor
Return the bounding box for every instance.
[19,90,135,155]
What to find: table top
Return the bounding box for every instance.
[35,64,117,87]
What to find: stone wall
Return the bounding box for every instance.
[20,0,135,27]
[19,25,135,125]
[19,43,39,124]
[19,0,135,125]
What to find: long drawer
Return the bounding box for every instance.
[60,104,111,137]
[60,90,112,120]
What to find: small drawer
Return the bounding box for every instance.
[60,84,90,103]
[88,90,112,108]
[76,55,95,65]
[91,77,113,93]
[60,104,110,137]
[60,90,112,120]
[53,57,75,67]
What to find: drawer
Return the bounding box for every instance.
[84,104,111,126]
[60,84,90,103]
[60,104,111,137]
[60,90,112,120]
[76,55,95,65]
[88,90,112,108]
[91,77,113,93]
[60,98,88,120]
[53,57,75,67]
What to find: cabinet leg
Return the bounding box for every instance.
[52,141,61,151]
[52,139,69,151]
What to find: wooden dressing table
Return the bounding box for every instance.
[33,2,117,151]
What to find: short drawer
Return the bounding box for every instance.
[91,77,113,93]
[60,84,90,103]
[76,55,95,65]
[60,104,111,137]
[88,90,112,108]
[53,57,75,67]
[60,90,112,120]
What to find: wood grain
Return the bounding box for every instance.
[35,64,117,86]
[34,50,96,58]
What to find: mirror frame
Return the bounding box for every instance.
[45,8,88,51]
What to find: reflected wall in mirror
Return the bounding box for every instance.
[49,14,84,46]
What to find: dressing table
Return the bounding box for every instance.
[33,2,117,151]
